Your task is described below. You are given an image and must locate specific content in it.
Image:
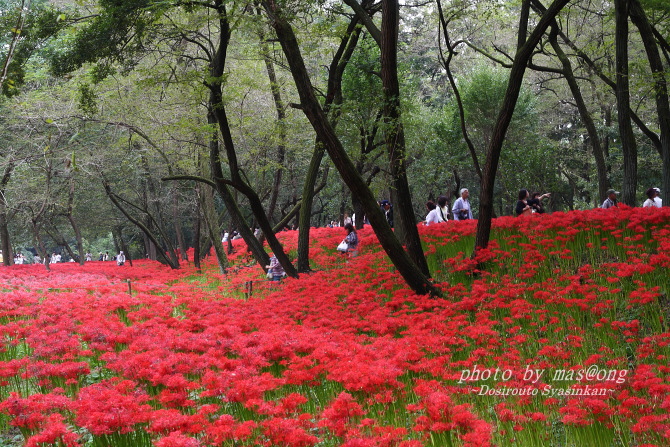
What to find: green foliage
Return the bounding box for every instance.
[0,0,64,96]
[77,82,98,117]
[48,0,169,77]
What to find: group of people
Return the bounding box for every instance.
[424,188,474,225]
[602,187,663,209]
[516,190,551,216]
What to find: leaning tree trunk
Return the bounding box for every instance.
[475,0,572,253]
[548,28,611,201]
[629,0,670,206]
[209,2,295,278]
[207,110,268,271]
[614,0,638,206]
[262,0,439,296]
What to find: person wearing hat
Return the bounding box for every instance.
[601,189,619,209]
[452,188,473,220]
[653,187,662,207]
[643,187,661,208]
[116,251,126,266]
[380,200,394,228]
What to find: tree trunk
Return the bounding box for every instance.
[296,18,361,272]
[0,207,12,267]
[615,0,638,206]
[547,28,610,201]
[257,12,286,223]
[0,161,14,266]
[198,183,229,275]
[207,110,269,272]
[172,191,189,261]
[31,221,49,272]
[67,174,85,265]
[475,0,572,252]
[193,195,202,272]
[209,2,296,278]
[380,0,430,276]
[629,0,670,206]
[262,0,439,296]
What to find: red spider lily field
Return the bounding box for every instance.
[0,207,669,447]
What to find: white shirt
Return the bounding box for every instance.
[654,197,662,207]
[425,209,440,225]
[643,198,659,208]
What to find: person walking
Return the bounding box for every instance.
[601,189,619,209]
[452,189,473,221]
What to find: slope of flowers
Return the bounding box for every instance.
[0,205,668,446]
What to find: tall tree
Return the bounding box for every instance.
[380,0,429,277]
[614,0,638,206]
[629,0,670,206]
[261,0,439,296]
[474,0,571,253]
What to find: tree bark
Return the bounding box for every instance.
[629,0,670,206]
[198,182,229,275]
[614,0,638,206]
[193,196,201,272]
[474,0,572,253]
[172,190,189,261]
[0,160,14,266]
[381,0,430,277]
[262,0,439,296]
[66,173,85,265]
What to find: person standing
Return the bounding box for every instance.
[516,189,533,216]
[452,189,473,221]
[116,251,126,266]
[527,192,550,214]
[643,188,661,208]
[653,187,662,207]
[437,195,449,222]
[601,189,619,209]
[380,200,394,228]
[425,201,440,225]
